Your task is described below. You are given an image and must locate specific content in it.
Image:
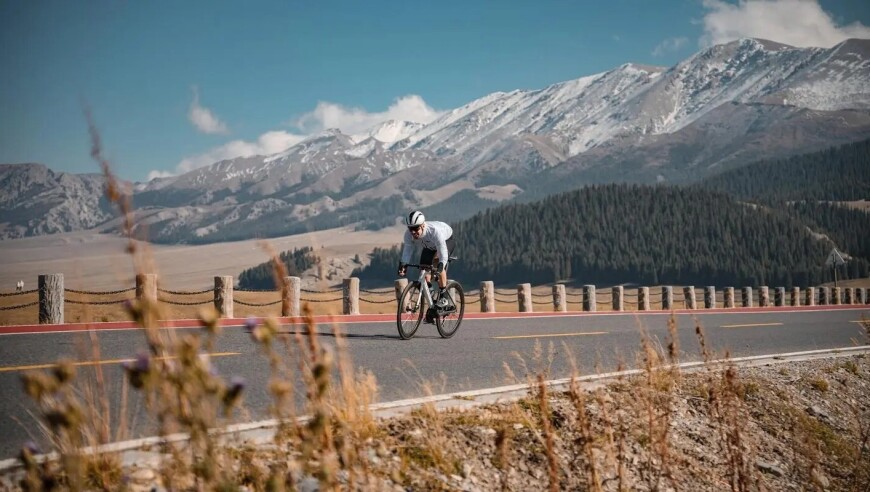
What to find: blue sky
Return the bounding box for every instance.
[2,0,869,182]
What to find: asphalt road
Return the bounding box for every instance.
[0,307,867,459]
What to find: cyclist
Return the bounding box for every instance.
[397,211,455,317]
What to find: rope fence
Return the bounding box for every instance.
[300,297,345,303]
[360,297,396,304]
[66,299,131,305]
[236,299,283,307]
[159,298,214,306]
[4,274,867,324]
[65,287,136,295]
[302,287,343,294]
[0,301,40,311]
[360,288,394,295]
[158,287,213,296]
[0,289,38,297]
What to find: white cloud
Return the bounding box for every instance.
[700,0,870,48]
[188,86,229,135]
[146,169,175,180]
[293,94,443,135]
[148,94,442,181]
[652,36,689,56]
[148,131,305,180]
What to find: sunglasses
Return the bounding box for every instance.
[408,225,422,233]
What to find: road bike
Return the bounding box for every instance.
[396,257,465,339]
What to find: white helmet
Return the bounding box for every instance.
[405,210,425,227]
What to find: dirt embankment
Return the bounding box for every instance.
[364,354,870,491]
[5,353,866,492]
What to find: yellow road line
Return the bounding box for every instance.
[0,352,241,373]
[494,331,608,339]
[720,322,784,328]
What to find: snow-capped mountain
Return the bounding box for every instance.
[354,120,425,144]
[2,38,869,241]
[395,38,870,165]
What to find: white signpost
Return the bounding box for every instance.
[825,248,846,287]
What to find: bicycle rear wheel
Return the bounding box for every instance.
[397,282,425,339]
[436,281,465,338]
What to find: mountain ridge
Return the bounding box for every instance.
[2,37,869,242]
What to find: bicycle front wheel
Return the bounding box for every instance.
[436,281,465,338]
[397,282,424,340]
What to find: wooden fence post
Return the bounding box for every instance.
[39,274,64,324]
[136,274,158,301]
[742,287,753,308]
[395,278,408,303]
[480,281,495,313]
[724,287,735,308]
[517,283,532,313]
[790,287,800,306]
[343,278,359,315]
[683,286,696,310]
[612,286,624,311]
[639,287,650,311]
[774,287,785,307]
[553,284,567,312]
[662,286,673,310]
[583,285,596,312]
[831,287,841,305]
[704,286,715,309]
[214,276,234,318]
[818,287,828,305]
[283,276,301,317]
[805,287,816,306]
[759,286,769,307]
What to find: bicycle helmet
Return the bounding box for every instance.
[405,210,425,227]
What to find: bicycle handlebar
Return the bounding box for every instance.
[403,257,458,272]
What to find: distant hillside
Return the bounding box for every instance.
[698,138,870,280]
[786,201,870,266]
[353,184,869,288]
[237,247,317,289]
[699,138,870,203]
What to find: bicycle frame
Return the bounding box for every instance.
[405,262,447,309]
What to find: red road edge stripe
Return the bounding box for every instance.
[1,304,867,335]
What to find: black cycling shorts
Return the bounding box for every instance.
[420,236,455,267]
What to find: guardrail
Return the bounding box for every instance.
[1,274,868,324]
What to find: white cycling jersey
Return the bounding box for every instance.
[401,221,453,265]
